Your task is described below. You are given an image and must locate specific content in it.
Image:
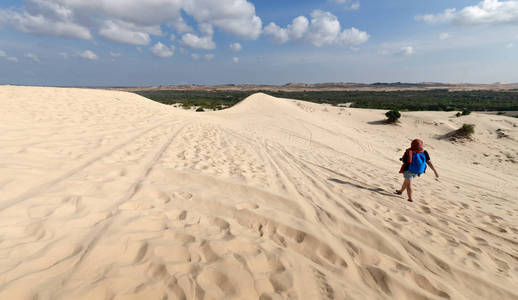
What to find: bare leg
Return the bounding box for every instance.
[399,178,410,193]
[406,179,413,201]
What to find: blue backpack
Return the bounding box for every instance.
[409,152,427,175]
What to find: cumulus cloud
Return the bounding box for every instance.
[0,0,263,45]
[150,42,174,58]
[26,53,40,62]
[79,50,98,60]
[181,33,216,50]
[439,32,450,40]
[233,56,239,63]
[182,0,262,39]
[0,0,92,39]
[0,50,19,62]
[204,53,214,61]
[229,42,242,52]
[98,20,160,45]
[416,0,518,26]
[264,16,309,43]
[264,10,369,47]
[110,52,121,57]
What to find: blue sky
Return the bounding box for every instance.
[0,0,517,86]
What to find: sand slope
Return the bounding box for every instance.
[0,86,517,300]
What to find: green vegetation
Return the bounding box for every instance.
[134,89,518,111]
[451,124,475,140]
[195,107,205,112]
[456,109,472,117]
[385,110,401,123]
[513,115,518,118]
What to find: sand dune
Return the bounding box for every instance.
[0,85,517,300]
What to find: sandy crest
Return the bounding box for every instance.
[0,85,517,300]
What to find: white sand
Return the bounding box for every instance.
[0,85,517,299]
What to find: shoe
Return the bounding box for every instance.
[395,190,402,195]
[408,199,413,202]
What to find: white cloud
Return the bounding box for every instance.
[198,23,214,36]
[169,17,193,34]
[0,50,19,62]
[181,33,216,50]
[439,32,450,40]
[0,0,263,45]
[98,20,160,45]
[397,46,415,56]
[191,53,200,60]
[263,23,289,43]
[264,16,309,43]
[416,0,518,26]
[150,42,174,58]
[331,0,360,10]
[136,47,143,53]
[182,0,262,39]
[264,10,369,47]
[233,56,239,63]
[336,27,369,46]
[507,42,514,48]
[0,1,92,39]
[379,45,415,56]
[110,52,121,57]
[306,10,342,46]
[204,53,214,61]
[170,34,176,41]
[26,53,40,62]
[79,50,98,60]
[229,42,243,52]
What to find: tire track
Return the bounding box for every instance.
[51,122,188,296]
[0,119,176,212]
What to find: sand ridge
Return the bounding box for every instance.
[0,86,517,299]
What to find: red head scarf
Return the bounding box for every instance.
[410,139,424,153]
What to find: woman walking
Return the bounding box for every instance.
[396,139,439,202]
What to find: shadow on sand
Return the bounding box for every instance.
[328,178,398,198]
[367,120,400,125]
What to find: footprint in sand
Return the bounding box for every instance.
[172,191,193,201]
[236,202,260,210]
[119,201,154,210]
[421,206,431,214]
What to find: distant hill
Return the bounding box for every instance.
[110,82,518,92]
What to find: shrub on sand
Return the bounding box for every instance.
[385,110,401,123]
[196,107,205,112]
[450,124,475,141]
[461,110,471,116]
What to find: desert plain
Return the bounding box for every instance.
[0,85,517,299]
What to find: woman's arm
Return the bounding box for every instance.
[426,161,439,178]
